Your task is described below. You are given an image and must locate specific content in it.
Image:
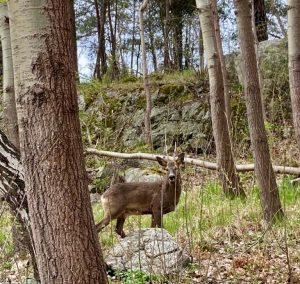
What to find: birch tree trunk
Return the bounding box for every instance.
[287,0,300,150]
[8,1,108,282]
[233,0,283,222]
[0,4,19,148]
[196,0,244,197]
[140,0,153,147]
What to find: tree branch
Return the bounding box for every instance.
[85,148,300,175]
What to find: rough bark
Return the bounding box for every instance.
[70,0,78,77]
[0,130,39,279]
[0,4,19,149]
[234,0,283,222]
[196,0,244,197]
[85,148,300,175]
[8,1,108,283]
[253,0,268,42]
[140,0,153,147]
[288,0,300,151]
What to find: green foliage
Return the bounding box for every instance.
[116,270,157,284]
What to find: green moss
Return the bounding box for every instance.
[159,83,184,95]
[135,95,146,109]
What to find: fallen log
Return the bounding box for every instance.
[85,148,300,176]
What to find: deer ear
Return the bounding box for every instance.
[176,153,185,165]
[156,156,168,167]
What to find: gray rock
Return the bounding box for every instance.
[105,228,191,274]
[125,168,162,183]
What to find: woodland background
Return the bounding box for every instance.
[0,0,300,283]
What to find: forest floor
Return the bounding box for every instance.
[1,159,300,283]
[92,165,300,284]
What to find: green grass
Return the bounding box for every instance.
[95,176,300,251]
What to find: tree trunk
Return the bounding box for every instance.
[251,0,267,121]
[70,0,78,77]
[211,0,232,131]
[0,2,30,265]
[163,0,171,70]
[199,27,204,70]
[94,0,107,79]
[173,11,183,70]
[253,0,268,42]
[288,0,300,151]
[130,0,137,72]
[140,0,153,147]
[234,0,283,222]
[149,27,158,72]
[8,1,108,282]
[108,0,119,81]
[196,0,244,197]
[0,4,19,149]
[0,130,39,279]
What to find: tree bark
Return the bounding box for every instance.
[253,0,268,42]
[94,0,107,79]
[0,129,39,279]
[196,0,244,197]
[234,0,283,222]
[8,1,108,282]
[211,0,232,130]
[163,0,171,70]
[0,4,19,149]
[140,0,153,147]
[288,0,300,151]
[107,0,119,81]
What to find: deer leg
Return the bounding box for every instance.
[95,216,110,233]
[151,214,156,227]
[152,209,163,228]
[96,211,119,233]
[115,215,126,238]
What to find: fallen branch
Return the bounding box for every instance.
[85,148,300,175]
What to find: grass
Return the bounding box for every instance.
[1,173,300,282]
[94,173,300,250]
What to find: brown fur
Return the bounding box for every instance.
[96,153,185,237]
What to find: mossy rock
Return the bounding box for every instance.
[159,84,184,95]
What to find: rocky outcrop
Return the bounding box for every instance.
[105,228,191,275]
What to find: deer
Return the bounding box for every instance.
[95,153,185,238]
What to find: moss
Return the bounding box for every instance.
[121,75,139,83]
[135,95,146,109]
[159,84,184,95]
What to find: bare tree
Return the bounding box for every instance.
[233,0,283,222]
[140,0,153,147]
[8,1,108,282]
[196,0,244,197]
[287,0,300,150]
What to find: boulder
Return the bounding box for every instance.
[105,228,191,275]
[124,168,162,183]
